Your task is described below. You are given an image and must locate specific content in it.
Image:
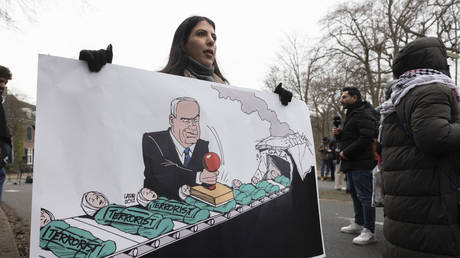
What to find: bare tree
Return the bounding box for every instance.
[1,0,38,27]
[321,1,391,106]
[1,0,91,28]
[384,0,422,57]
[383,0,460,82]
[264,34,325,103]
[435,1,460,83]
[264,0,459,141]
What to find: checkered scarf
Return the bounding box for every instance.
[378,69,460,141]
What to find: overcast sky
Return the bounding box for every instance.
[0,0,345,104]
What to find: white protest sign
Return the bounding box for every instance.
[30,55,321,258]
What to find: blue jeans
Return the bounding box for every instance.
[328,159,335,180]
[0,167,5,202]
[348,169,375,232]
[320,159,330,177]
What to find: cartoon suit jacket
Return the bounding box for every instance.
[142,129,209,200]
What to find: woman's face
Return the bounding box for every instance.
[185,20,216,68]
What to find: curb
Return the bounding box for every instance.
[0,206,20,258]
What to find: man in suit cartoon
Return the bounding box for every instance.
[142,97,218,200]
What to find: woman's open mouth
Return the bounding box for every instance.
[203,49,214,58]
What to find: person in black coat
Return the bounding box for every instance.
[333,87,378,245]
[380,37,460,257]
[142,97,218,201]
[0,65,12,202]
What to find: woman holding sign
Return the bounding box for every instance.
[79,16,292,104]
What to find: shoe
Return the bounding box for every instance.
[341,187,347,191]
[340,222,362,234]
[353,228,376,245]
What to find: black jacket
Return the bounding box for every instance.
[0,97,11,144]
[0,98,11,168]
[382,84,460,257]
[142,129,209,201]
[382,37,460,257]
[336,100,377,172]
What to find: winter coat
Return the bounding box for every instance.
[318,142,329,160]
[336,100,378,172]
[0,97,11,168]
[381,83,460,257]
[0,97,11,144]
[382,36,460,258]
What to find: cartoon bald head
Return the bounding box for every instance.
[169,97,201,148]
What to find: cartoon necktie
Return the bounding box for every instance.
[184,147,191,167]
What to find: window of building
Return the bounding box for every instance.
[27,126,33,141]
[24,148,33,165]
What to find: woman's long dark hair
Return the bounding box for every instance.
[160,16,227,82]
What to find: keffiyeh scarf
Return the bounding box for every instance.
[378,69,460,141]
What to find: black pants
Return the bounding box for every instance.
[327,159,335,180]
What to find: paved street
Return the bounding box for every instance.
[318,179,384,257]
[1,178,385,257]
[2,180,33,224]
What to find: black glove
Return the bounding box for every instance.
[79,44,113,72]
[274,83,293,106]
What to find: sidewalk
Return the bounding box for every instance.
[317,178,352,202]
[1,175,33,257]
[0,205,20,258]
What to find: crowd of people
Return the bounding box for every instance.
[81,16,460,256]
[320,36,460,257]
[2,14,460,257]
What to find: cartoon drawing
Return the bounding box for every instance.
[253,177,280,194]
[36,94,309,257]
[231,178,268,205]
[40,208,116,258]
[254,133,314,181]
[82,191,174,239]
[180,185,237,214]
[136,187,211,224]
[40,169,292,258]
[136,187,158,207]
[39,176,293,257]
[211,85,315,181]
[271,173,291,187]
[142,97,220,201]
[33,58,322,258]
